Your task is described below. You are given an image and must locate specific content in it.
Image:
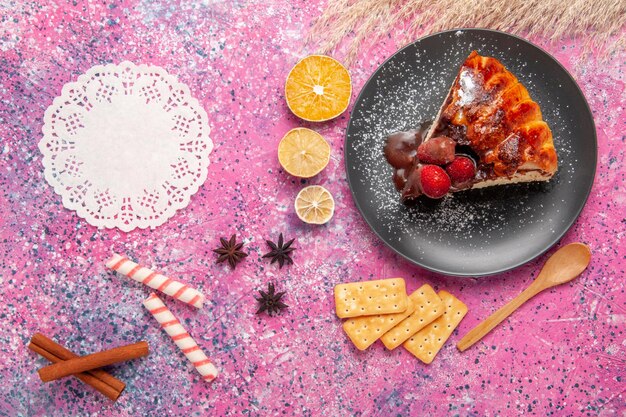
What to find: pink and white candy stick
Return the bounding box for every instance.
[143,293,218,382]
[106,253,204,309]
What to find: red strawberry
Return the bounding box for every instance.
[445,155,476,185]
[416,136,456,165]
[419,165,451,199]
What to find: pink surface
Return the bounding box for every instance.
[0,1,624,416]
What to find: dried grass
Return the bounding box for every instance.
[308,0,626,64]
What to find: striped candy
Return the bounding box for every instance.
[106,253,204,309]
[143,293,218,382]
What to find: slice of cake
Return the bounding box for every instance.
[384,51,558,200]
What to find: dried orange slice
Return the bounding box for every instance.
[278,128,330,178]
[295,185,335,224]
[285,55,352,122]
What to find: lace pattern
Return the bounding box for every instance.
[39,62,213,231]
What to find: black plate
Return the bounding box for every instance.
[345,29,597,276]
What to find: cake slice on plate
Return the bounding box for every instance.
[385,51,558,200]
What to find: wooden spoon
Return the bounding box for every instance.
[457,242,591,352]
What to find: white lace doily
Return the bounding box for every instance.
[39,62,213,231]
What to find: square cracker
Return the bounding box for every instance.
[403,290,467,364]
[381,284,443,350]
[342,296,416,350]
[334,278,408,319]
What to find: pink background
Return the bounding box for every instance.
[0,1,624,416]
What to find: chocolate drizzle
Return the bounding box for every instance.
[383,122,431,194]
[384,121,482,199]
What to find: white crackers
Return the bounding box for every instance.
[403,291,468,364]
[342,297,416,350]
[106,253,204,309]
[381,284,444,350]
[334,279,467,364]
[334,278,408,318]
[143,293,218,382]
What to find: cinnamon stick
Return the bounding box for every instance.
[30,333,125,393]
[37,342,149,382]
[38,341,149,383]
[28,342,122,401]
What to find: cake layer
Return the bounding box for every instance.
[425,51,558,183]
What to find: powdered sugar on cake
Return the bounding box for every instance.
[457,69,481,106]
[346,32,572,250]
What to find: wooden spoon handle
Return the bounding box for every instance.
[457,283,543,352]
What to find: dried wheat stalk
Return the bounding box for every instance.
[308,0,626,64]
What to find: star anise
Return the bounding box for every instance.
[262,233,295,268]
[213,234,248,269]
[255,282,288,316]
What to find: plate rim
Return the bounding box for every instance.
[344,27,598,277]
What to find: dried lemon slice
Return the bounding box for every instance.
[285,55,352,122]
[278,128,330,178]
[295,185,335,224]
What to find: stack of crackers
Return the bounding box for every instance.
[334,278,467,364]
